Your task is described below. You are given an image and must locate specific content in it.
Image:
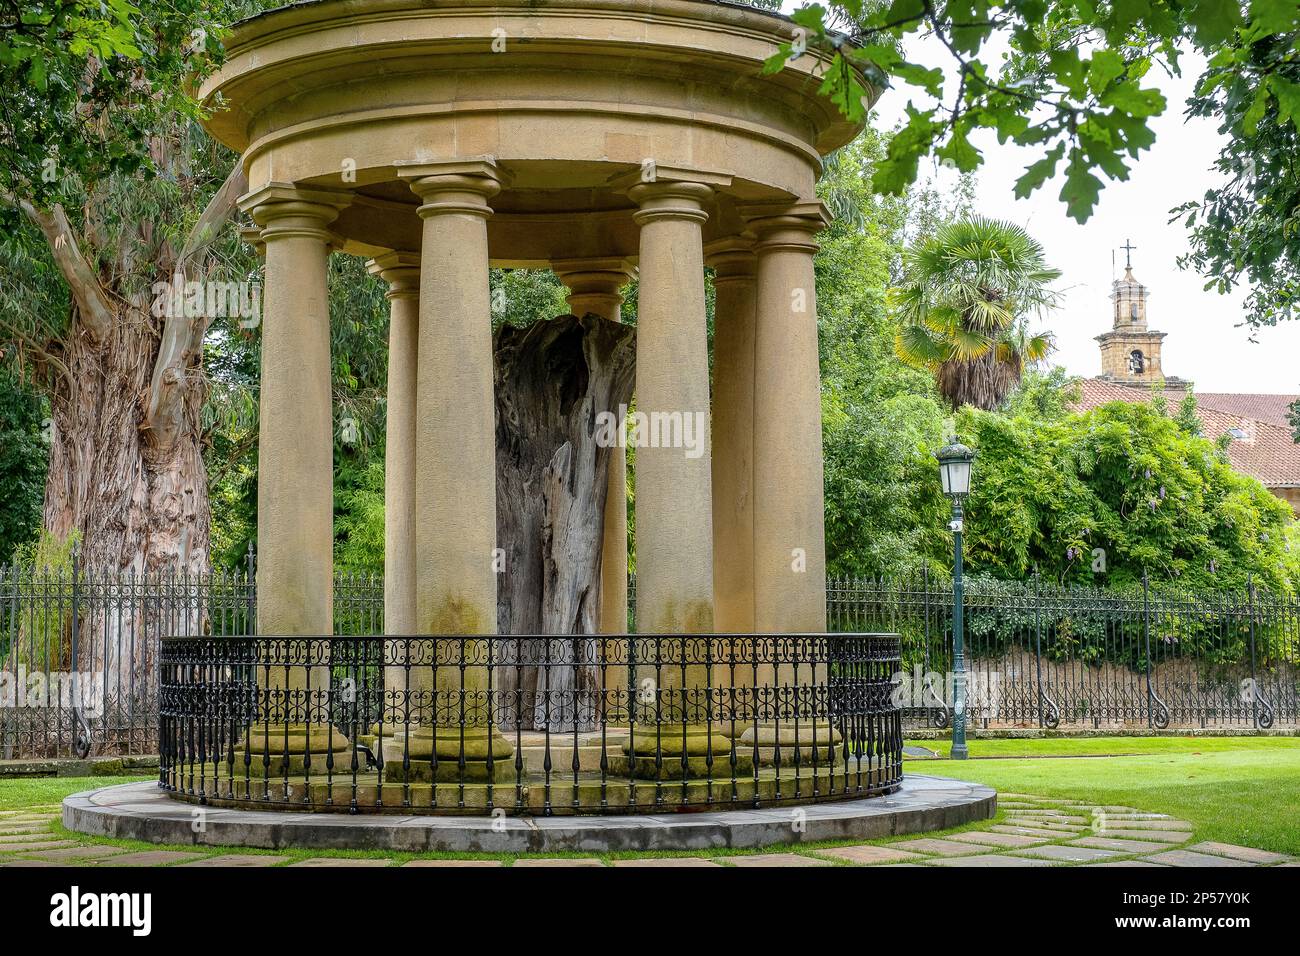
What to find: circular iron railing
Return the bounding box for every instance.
[159,633,903,815]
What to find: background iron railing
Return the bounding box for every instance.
[3,561,1297,759]
[158,632,903,815]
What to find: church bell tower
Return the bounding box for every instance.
[1095,241,1188,388]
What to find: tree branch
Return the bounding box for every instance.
[144,162,247,453]
[10,196,116,342]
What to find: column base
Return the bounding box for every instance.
[231,723,353,776]
[739,721,843,766]
[380,725,517,783]
[619,723,755,779]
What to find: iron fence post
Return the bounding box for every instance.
[1247,573,1259,730]
[1143,571,1153,729]
[1034,567,1044,728]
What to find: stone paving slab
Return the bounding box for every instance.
[812,845,924,865]
[512,858,606,867]
[401,859,504,867]
[946,831,1047,849]
[925,854,1054,867]
[0,860,63,867]
[609,857,721,867]
[179,854,291,867]
[1069,836,1172,854]
[988,825,1074,838]
[0,825,54,835]
[1094,819,1193,831]
[1185,842,1292,865]
[887,838,985,857]
[1011,845,1121,863]
[1095,828,1189,843]
[99,850,209,866]
[0,833,61,844]
[18,845,131,861]
[1145,849,1254,868]
[0,841,79,852]
[1087,860,1170,868]
[1005,814,1090,825]
[725,853,831,867]
[289,857,393,867]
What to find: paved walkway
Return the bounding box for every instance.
[1,793,1295,867]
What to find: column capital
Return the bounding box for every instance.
[553,257,636,321]
[367,251,420,300]
[739,201,831,253]
[239,224,266,258]
[240,183,352,243]
[626,180,714,226]
[704,237,757,282]
[397,159,505,219]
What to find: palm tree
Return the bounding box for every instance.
[892,217,1061,411]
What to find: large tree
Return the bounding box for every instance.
[0,3,249,690]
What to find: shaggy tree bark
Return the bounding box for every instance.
[494,314,635,729]
[10,161,247,710]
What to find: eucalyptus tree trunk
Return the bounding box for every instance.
[494,314,635,730]
[14,158,247,710]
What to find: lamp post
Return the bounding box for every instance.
[936,438,975,760]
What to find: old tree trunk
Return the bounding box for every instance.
[494,314,635,729]
[13,163,246,727]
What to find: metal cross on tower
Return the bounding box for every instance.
[1121,239,1137,269]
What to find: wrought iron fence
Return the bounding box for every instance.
[4,561,1297,761]
[825,570,1299,731]
[158,632,903,815]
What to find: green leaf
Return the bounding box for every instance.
[1048,49,1087,95]
[1267,75,1300,125]
[1087,50,1126,95]
[1247,0,1300,34]
[1014,143,1065,199]
[936,126,983,173]
[1059,151,1104,223]
[1100,80,1167,118]
[1188,0,1243,46]
[1243,84,1272,136]
[873,107,940,195]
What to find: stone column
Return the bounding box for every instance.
[368,252,420,736]
[706,239,757,636]
[624,179,716,767]
[240,184,352,768]
[396,161,511,777]
[743,204,834,758]
[706,239,758,735]
[552,260,634,639]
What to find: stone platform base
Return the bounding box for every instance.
[63,775,994,853]
[157,760,888,812]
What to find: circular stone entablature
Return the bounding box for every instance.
[200,0,875,263]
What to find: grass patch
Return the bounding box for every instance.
[906,735,1300,759]
[910,743,1300,855]
[0,774,153,811]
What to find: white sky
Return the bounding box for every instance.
[782,3,1300,394]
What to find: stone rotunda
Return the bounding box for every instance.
[156,0,917,816]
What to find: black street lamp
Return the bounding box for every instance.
[936,438,975,760]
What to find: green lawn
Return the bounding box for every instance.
[906,736,1300,855]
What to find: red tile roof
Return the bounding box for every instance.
[1195,393,1299,429]
[1072,379,1300,488]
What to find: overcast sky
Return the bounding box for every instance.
[785,6,1300,395]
